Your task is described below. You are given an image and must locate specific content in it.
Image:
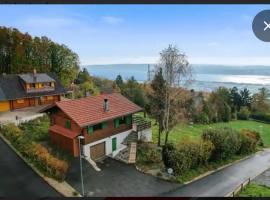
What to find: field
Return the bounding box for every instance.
[150,119,270,147]
[238,183,270,197]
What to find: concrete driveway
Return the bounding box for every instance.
[0,106,46,125]
[0,137,60,197]
[66,158,180,197]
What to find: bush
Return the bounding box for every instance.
[162,139,214,175]
[162,143,176,169]
[239,131,257,154]
[241,129,263,147]
[202,127,242,161]
[0,123,22,145]
[237,107,251,120]
[31,144,69,181]
[194,112,209,124]
[250,112,270,123]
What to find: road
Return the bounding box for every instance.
[0,137,61,197]
[162,149,270,197]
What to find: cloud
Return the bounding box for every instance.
[102,16,124,25]
[81,56,158,65]
[22,17,78,29]
[207,42,219,47]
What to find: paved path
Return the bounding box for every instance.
[0,138,60,197]
[162,149,270,197]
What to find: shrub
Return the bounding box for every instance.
[31,144,69,181]
[202,127,241,161]
[162,143,176,169]
[241,129,263,147]
[250,112,270,123]
[162,139,214,175]
[194,112,209,124]
[239,130,257,154]
[0,123,22,144]
[137,143,162,165]
[237,107,251,120]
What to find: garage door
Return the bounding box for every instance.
[0,101,10,112]
[90,142,105,161]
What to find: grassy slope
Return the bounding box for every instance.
[238,183,270,197]
[150,119,270,147]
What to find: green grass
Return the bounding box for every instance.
[149,119,270,147]
[238,183,270,197]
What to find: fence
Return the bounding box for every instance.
[226,177,251,197]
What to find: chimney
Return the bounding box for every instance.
[33,69,37,82]
[103,98,109,112]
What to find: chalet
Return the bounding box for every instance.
[41,93,152,162]
[0,70,66,112]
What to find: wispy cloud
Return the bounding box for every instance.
[207,42,219,47]
[102,16,124,25]
[22,17,78,29]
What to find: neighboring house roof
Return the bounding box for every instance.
[43,93,142,127]
[0,73,66,101]
[19,73,55,83]
[49,125,79,139]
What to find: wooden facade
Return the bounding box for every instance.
[9,95,60,110]
[49,109,133,157]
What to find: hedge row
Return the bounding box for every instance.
[163,127,262,176]
[0,123,69,181]
[250,112,270,123]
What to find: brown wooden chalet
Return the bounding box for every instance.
[41,93,142,160]
[0,69,66,112]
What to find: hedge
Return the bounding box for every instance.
[0,123,69,181]
[250,112,270,123]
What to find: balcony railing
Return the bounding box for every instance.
[27,86,55,93]
[132,115,151,132]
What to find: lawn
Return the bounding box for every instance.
[238,183,270,197]
[149,118,270,147]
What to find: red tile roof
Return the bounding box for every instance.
[53,93,142,127]
[49,125,79,138]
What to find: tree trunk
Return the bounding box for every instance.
[164,130,169,145]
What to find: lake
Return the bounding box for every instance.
[85,64,270,94]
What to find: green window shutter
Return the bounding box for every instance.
[102,122,108,129]
[114,119,120,128]
[87,126,93,134]
[125,116,132,125]
[66,120,71,129]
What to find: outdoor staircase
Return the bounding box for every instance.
[123,131,138,145]
[114,142,137,164]
[114,131,138,164]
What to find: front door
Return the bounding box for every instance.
[112,137,117,152]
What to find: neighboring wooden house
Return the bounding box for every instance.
[41,93,150,161]
[0,70,66,112]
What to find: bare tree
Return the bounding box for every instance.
[157,44,192,145]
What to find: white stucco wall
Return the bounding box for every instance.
[83,129,132,159]
[138,128,152,142]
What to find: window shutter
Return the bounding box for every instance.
[125,116,132,125]
[114,119,120,128]
[87,126,93,134]
[102,122,108,129]
[66,120,71,129]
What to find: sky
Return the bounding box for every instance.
[0,5,270,66]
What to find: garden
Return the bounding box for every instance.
[0,116,70,181]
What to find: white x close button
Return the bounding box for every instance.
[252,10,270,42]
[264,21,270,31]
